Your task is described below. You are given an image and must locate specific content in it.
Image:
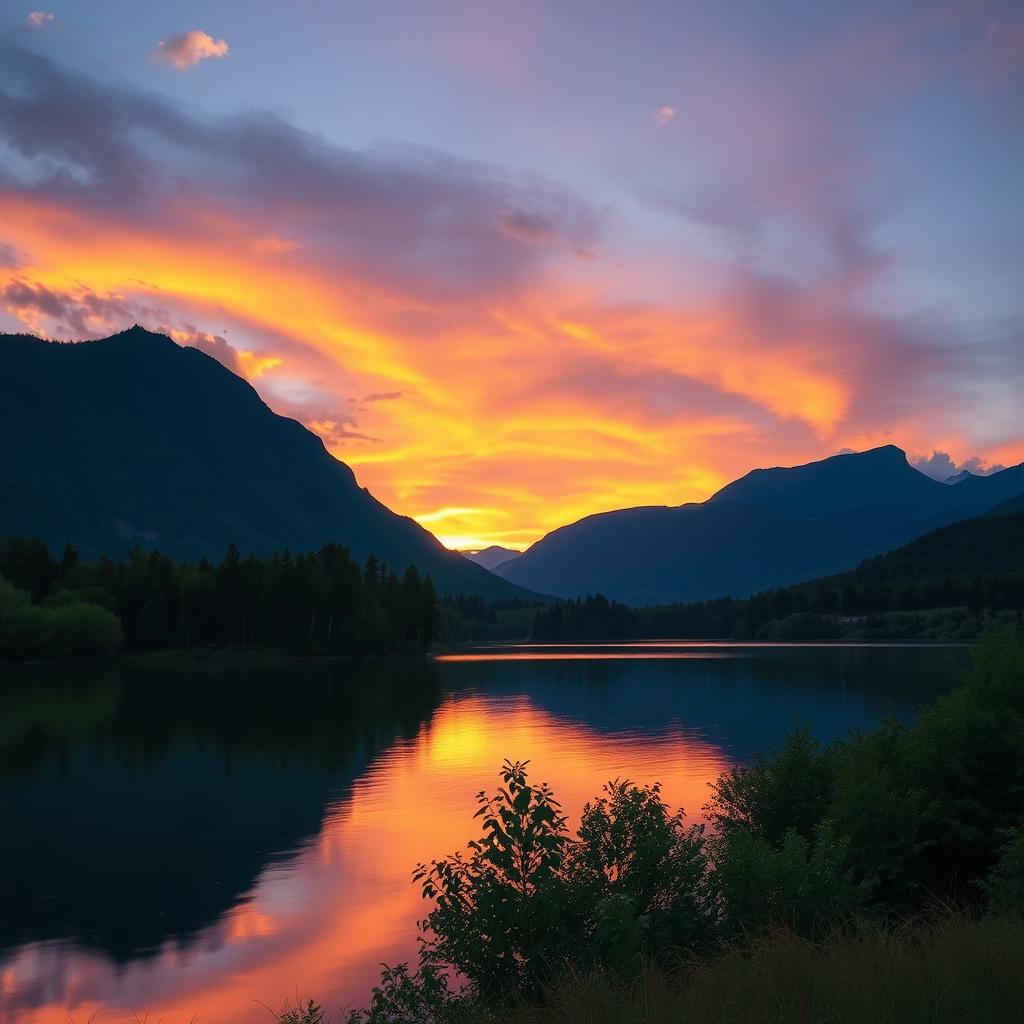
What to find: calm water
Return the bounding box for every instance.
[0,643,967,1023]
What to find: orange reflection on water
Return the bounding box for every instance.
[0,694,731,1024]
[437,652,736,661]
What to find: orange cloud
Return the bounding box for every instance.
[1,48,1020,552]
[153,30,229,70]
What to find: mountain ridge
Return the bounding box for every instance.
[498,445,1024,604]
[0,327,531,600]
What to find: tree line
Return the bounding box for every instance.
[0,537,442,658]
[533,512,1024,642]
[532,574,1024,642]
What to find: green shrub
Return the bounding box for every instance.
[984,828,1024,913]
[710,826,862,937]
[414,759,573,999]
[0,575,123,661]
[706,726,831,847]
[569,780,710,965]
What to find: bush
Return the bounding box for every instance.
[568,780,710,965]
[0,575,123,660]
[706,726,831,847]
[984,828,1024,913]
[710,827,862,938]
[414,759,574,1000]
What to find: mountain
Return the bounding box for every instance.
[945,470,976,485]
[990,493,1024,517]
[826,509,1024,587]
[498,446,1024,604]
[462,545,523,571]
[0,328,530,599]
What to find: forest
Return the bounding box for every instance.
[0,537,442,659]
[532,512,1024,642]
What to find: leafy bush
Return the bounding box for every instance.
[706,726,831,846]
[710,826,862,937]
[414,759,573,999]
[0,574,123,660]
[568,780,709,965]
[984,828,1024,913]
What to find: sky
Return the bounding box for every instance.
[1,1,1022,550]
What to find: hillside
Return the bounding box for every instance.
[532,510,1024,641]
[0,328,528,599]
[829,511,1024,587]
[500,446,1024,604]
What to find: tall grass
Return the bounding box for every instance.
[509,910,1024,1024]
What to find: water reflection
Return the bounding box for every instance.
[0,644,965,1023]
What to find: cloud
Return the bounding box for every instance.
[26,11,54,28]
[911,449,1006,480]
[250,236,300,256]
[308,419,382,445]
[153,30,229,71]
[498,208,556,243]
[0,280,284,381]
[1,278,138,337]
[0,242,24,268]
[0,44,1020,550]
[360,391,404,403]
[0,47,601,300]
[650,105,676,125]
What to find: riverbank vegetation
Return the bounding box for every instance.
[312,626,1024,1022]
[0,537,441,659]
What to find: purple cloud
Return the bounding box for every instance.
[912,449,1006,480]
[0,46,603,302]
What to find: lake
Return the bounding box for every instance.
[0,642,968,1023]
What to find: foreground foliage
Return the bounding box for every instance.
[511,911,1024,1024]
[338,626,1023,1022]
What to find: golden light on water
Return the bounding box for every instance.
[2,693,730,1024]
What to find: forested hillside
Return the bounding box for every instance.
[532,512,1024,641]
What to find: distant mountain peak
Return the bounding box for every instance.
[945,470,976,485]
[108,324,175,344]
[501,443,1024,604]
[462,544,524,572]
[861,443,908,461]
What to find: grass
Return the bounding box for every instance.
[505,909,1024,1024]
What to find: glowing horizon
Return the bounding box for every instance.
[1,2,1022,551]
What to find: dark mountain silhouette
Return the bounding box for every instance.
[498,446,1024,604]
[819,509,1024,587]
[989,492,1024,517]
[0,328,527,598]
[462,544,523,571]
[945,470,976,485]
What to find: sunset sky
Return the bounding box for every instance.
[1,1,1022,550]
